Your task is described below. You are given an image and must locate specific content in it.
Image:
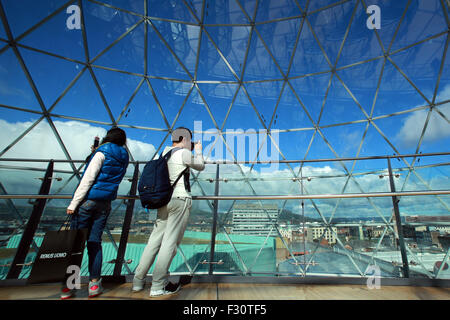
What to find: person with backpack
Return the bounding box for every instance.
[61,127,129,299]
[133,127,204,297]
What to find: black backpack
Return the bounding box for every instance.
[138,148,188,209]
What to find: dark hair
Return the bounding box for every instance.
[173,127,192,142]
[101,127,127,146]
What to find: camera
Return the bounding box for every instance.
[93,136,100,148]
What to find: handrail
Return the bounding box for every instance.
[0,151,448,165]
[0,189,449,200]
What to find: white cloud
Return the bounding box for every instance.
[0,119,156,196]
[395,84,450,148]
[0,119,156,164]
[0,118,447,218]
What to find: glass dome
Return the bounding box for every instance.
[0,0,449,280]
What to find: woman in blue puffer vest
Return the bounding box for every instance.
[62,127,129,299]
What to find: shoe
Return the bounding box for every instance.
[132,276,146,292]
[150,282,180,297]
[88,278,103,298]
[60,287,75,300]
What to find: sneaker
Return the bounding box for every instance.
[150,282,180,297]
[132,276,146,292]
[88,278,103,298]
[60,287,75,300]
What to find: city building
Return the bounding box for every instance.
[306,226,337,245]
[231,203,279,237]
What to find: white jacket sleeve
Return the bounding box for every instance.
[181,148,205,171]
[67,152,105,211]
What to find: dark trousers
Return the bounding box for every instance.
[70,199,111,281]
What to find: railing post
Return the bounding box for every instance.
[387,158,410,278]
[209,164,220,275]
[6,160,54,279]
[111,163,139,281]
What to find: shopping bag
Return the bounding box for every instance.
[27,218,88,284]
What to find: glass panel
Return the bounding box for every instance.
[19,47,84,109]
[196,82,239,130]
[398,195,450,279]
[436,41,450,103]
[372,59,429,118]
[389,33,447,103]
[373,112,427,155]
[0,120,70,170]
[148,0,198,23]
[92,68,143,122]
[289,21,331,78]
[337,57,385,117]
[0,108,42,156]
[307,0,355,67]
[152,22,200,78]
[93,22,145,75]
[51,120,111,167]
[117,79,169,130]
[183,0,204,22]
[197,28,240,81]
[18,3,85,61]
[0,48,42,111]
[320,123,369,159]
[101,0,145,15]
[171,86,219,133]
[84,1,142,60]
[215,199,280,275]
[50,70,114,123]
[125,128,168,162]
[203,0,250,25]
[222,92,261,132]
[148,79,193,127]
[389,0,448,52]
[288,73,332,125]
[357,122,397,157]
[319,75,367,126]
[255,0,302,23]
[364,0,409,53]
[255,18,303,76]
[0,165,59,279]
[203,25,251,79]
[2,0,61,38]
[242,28,284,81]
[273,83,313,130]
[0,18,6,39]
[0,197,37,280]
[336,2,385,68]
[148,20,194,80]
[244,81,284,127]
[276,131,315,161]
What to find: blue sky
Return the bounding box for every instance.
[0,0,449,216]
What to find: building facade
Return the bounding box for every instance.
[231,203,279,237]
[306,226,338,245]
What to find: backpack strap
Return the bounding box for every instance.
[171,167,189,188]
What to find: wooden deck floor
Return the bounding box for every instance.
[0,282,449,300]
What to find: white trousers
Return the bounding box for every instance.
[134,197,191,290]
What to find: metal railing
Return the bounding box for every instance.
[0,152,449,282]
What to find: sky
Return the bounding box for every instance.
[0,0,449,217]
